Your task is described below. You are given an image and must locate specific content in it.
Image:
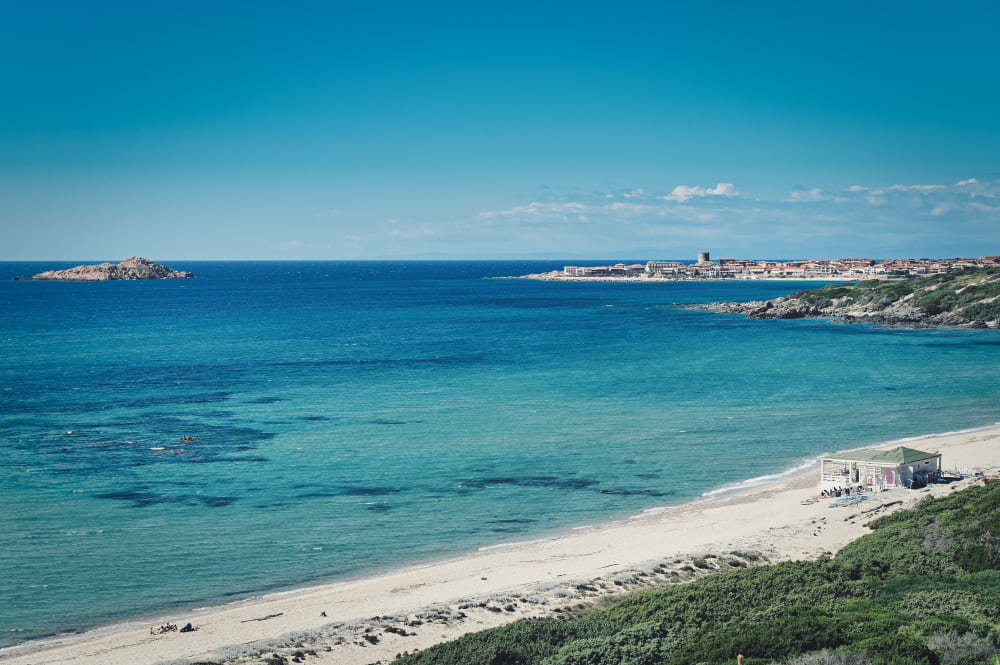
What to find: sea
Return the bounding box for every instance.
[2,260,999,648]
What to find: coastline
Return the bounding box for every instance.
[501,275,850,283]
[3,425,998,665]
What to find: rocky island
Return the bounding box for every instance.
[691,267,1000,328]
[13,257,193,281]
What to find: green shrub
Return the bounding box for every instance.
[849,633,940,665]
[666,605,840,664]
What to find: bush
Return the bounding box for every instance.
[666,605,840,664]
[849,633,939,665]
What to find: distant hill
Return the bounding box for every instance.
[694,268,1000,328]
[13,257,193,281]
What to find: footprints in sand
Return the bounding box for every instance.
[207,552,769,665]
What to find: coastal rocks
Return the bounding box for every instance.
[695,298,998,328]
[688,268,1000,329]
[14,257,193,281]
[691,298,976,328]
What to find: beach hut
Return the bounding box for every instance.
[819,446,942,492]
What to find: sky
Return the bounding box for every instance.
[1,1,998,261]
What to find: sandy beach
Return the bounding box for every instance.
[3,425,998,665]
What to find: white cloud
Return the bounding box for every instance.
[969,202,999,213]
[464,176,999,258]
[275,239,332,252]
[789,188,825,202]
[665,182,737,202]
[885,184,945,193]
[480,200,588,220]
[387,226,439,239]
[952,178,1000,199]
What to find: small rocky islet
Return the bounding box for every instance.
[13,257,193,281]
[689,267,1000,329]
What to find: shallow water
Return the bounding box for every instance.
[2,261,999,645]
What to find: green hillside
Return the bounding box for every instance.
[396,480,1000,665]
[790,268,1000,324]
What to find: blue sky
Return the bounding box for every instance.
[2,1,998,260]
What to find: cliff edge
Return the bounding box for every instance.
[14,257,194,281]
[690,267,1000,328]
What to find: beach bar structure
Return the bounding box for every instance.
[819,446,942,492]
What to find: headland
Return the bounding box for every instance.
[689,267,1000,329]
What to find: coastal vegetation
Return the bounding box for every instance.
[396,480,1000,665]
[696,268,1000,327]
[792,269,1000,319]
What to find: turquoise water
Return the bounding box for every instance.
[2,261,999,646]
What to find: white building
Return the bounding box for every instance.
[819,446,942,492]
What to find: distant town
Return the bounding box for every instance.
[536,252,1000,281]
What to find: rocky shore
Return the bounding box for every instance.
[13,257,193,281]
[688,267,1000,328]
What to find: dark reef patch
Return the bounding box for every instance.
[247,396,284,404]
[190,410,235,419]
[272,357,484,369]
[10,414,279,475]
[95,488,240,508]
[346,486,406,496]
[600,488,673,497]
[199,496,238,507]
[204,456,268,463]
[120,392,233,408]
[295,486,408,499]
[93,489,179,507]
[458,476,600,490]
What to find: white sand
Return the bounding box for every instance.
[3,425,998,665]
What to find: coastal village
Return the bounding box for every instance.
[552,252,1000,280]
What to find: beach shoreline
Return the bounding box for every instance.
[3,424,998,665]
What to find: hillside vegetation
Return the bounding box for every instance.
[698,268,1000,328]
[396,480,1000,665]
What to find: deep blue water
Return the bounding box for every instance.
[2,261,999,646]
